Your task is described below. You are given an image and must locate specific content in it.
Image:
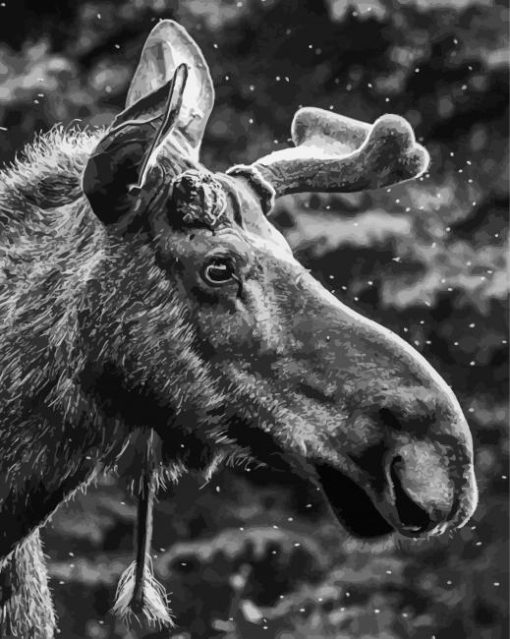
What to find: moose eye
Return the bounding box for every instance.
[201,258,236,286]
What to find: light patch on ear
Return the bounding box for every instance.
[126,20,215,159]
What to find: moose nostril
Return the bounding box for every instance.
[390,456,433,534]
[379,408,404,431]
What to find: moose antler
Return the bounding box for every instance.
[228,107,429,200]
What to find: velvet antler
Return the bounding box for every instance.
[228,106,429,200]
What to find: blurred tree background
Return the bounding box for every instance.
[0,0,508,637]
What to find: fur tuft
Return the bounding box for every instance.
[113,558,173,628]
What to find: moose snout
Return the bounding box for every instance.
[385,445,452,536]
[382,436,477,537]
[291,276,478,539]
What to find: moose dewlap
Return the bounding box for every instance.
[0,19,477,638]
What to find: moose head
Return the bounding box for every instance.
[0,19,477,635]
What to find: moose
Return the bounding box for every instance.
[0,20,477,638]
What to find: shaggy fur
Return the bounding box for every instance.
[0,127,231,636]
[0,532,55,638]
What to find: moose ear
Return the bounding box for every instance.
[82,64,188,229]
[82,21,215,230]
[126,19,214,160]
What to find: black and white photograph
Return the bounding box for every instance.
[0,1,507,638]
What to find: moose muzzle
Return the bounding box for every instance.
[293,284,478,540]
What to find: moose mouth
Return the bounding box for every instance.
[223,418,435,538]
[315,461,434,539]
[315,463,393,538]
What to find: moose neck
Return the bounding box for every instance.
[1,127,254,615]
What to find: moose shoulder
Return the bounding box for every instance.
[0,19,477,638]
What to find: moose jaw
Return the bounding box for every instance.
[0,19,477,637]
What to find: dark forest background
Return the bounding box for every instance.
[0,0,508,637]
